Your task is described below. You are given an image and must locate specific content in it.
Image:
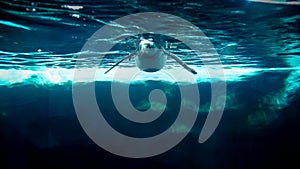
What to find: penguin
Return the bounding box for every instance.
[104,38,197,74]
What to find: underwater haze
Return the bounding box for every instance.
[0,0,299,168]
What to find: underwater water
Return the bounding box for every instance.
[0,0,299,168]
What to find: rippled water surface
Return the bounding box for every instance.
[0,0,299,84]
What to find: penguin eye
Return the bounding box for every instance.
[147,43,154,48]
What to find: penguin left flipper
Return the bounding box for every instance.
[104,51,137,74]
[162,48,197,74]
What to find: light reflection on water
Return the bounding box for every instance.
[0,0,299,120]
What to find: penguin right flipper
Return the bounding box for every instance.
[104,51,137,74]
[162,48,197,74]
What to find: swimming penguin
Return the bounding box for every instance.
[104,38,197,74]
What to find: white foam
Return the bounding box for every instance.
[0,66,267,86]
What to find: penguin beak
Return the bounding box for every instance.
[140,44,146,55]
[140,43,150,54]
[139,39,155,55]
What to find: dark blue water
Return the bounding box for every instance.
[0,0,300,168]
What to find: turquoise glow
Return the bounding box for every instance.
[0,67,268,86]
[0,20,31,31]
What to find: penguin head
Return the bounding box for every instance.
[138,38,161,57]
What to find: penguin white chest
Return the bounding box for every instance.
[136,49,167,72]
[136,39,167,72]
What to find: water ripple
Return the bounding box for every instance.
[0,0,299,83]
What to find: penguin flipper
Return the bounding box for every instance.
[162,48,197,74]
[104,51,137,74]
